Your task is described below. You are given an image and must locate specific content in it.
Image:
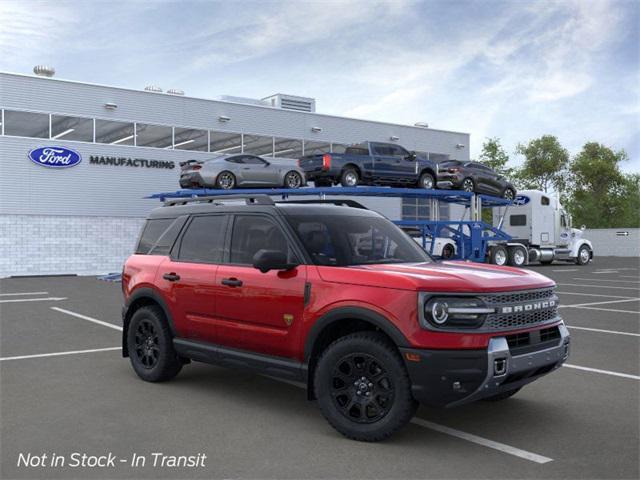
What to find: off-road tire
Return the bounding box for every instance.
[127,306,182,382]
[340,168,359,187]
[314,332,417,442]
[482,387,521,402]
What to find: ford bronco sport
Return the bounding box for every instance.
[122,195,570,441]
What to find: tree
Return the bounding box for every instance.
[565,143,638,228]
[479,137,513,176]
[515,135,569,193]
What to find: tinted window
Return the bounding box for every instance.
[178,215,227,263]
[510,215,527,226]
[230,216,294,265]
[148,216,188,255]
[541,196,550,206]
[286,215,431,266]
[345,147,369,156]
[225,156,245,164]
[242,156,267,165]
[136,219,174,254]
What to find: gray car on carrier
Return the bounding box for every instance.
[179,154,307,190]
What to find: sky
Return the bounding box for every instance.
[1,0,638,172]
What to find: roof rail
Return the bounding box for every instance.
[163,194,274,207]
[276,199,368,209]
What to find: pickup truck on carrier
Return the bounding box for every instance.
[298,141,439,189]
[122,195,570,442]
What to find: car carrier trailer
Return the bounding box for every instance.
[148,186,592,267]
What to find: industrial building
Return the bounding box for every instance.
[0,69,470,277]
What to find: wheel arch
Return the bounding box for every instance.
[419,167,436,179]
[303,307,409,400]
[122,287,176,357]
[342,163,362,177]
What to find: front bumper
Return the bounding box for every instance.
[400,322,570,407]
[436,173,464,190]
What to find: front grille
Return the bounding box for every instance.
[479,288,555,306]
[506,332,530,349]
[506,325,562,355]
[480,288,559,331]
[540,325,561,342]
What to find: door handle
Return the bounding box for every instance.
[163,272,180,282]
[221,278,243,287]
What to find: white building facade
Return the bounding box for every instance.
[0,72,470,277]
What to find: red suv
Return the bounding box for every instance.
[122,195,570,441]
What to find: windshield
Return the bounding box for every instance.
[285,215,432,266]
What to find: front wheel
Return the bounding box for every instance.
[314,332,417,442]
[418,172,435,190]
[284,170,303,189]
[576,245,591,265]
[127,306,182,382]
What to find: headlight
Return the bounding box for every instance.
[421,296,494,329]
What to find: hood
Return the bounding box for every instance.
[316,261,555,293]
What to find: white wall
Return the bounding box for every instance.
[584,228,640,257]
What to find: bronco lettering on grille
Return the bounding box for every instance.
[500,299,556,314]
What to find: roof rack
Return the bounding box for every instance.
[275,199,368,209]
[163,194,274,207]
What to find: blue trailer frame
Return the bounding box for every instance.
[147,187,512,262]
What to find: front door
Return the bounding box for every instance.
[214,214,307,358]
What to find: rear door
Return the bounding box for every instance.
[214,214,307,358]
[370,143,397,181]
[158,214,229,343]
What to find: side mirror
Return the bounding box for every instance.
[407,151,417,161]
[252,249,297,273]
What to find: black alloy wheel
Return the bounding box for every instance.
[462,178,475,192]
[134,319,160,369]
[330,353,395,424]
[284,171,303,189]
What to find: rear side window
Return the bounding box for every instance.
[136,219,174,254]
[541,196,550,205]
[345,147,369,155]
[178,215,227,263]
[510,215,527,226]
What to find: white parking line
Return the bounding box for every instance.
[557,291,637,299]
[552,269,579,272]
[567,326,640,337]
[0,347,121,362]
[51,307,123,331]
[559,298,640,309]
[0,297,67,304]
[266,377,553,464]
[410,418,553,464]
[567,306,640,315]
[0,291,49,296]
[620,275,640,279]
[563,364,640,380]
[572,278,640,284]
[593,271,619,274]
[557,283,640,291]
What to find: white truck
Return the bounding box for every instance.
[489,189,593,267]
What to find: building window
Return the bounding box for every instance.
[303,140,331,155]
[50,114,93,142]
[95,119,135,145]
[243,134,274,156]
[135,123,173,148]
[3,110,49,138]
[173,127,208,151]
[402,198,430,220]
[210,131,243,154]
[273,137,303,159]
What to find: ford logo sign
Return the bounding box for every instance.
[28,146,82,169]
[513,195,530,206]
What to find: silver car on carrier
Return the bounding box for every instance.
[179,154,306,190]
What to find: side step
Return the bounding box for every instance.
[173,338,306,381]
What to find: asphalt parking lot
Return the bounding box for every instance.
[1,256,638,479]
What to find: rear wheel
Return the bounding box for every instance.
[503,188,516,201]
[441,243,455,259]
[127,306,182,382]
[482,387,521,402]
[576,245,591,265]
[216,171,236,190]
[340,168,359,187]
[462,177,475,192]
[314,332,417,442]
[490,245,508,266]
[284,170,303,189]
[418,172,435,190]
[507,245,527,267]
